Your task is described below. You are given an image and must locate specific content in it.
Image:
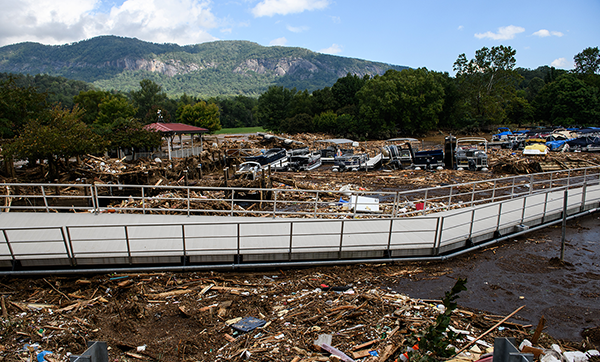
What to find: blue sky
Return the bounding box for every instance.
[1,0,598,73]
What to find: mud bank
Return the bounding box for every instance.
[391,212,600,341]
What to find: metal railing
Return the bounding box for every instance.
[1,178,599,273]
[1,166,599,219]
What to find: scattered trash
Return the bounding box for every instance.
[230,317,267,332]
[36,351,53,362]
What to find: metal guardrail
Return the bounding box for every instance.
[1,178,599,274]
[1,166,599,219]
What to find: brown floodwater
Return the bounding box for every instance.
[390,212,600,341]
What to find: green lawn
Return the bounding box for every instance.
[214,126,265,135]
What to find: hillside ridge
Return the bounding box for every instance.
[0,36,408,97]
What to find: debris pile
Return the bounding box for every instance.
[0,264,593,362]
[488,150,599,174]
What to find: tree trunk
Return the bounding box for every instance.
[3,156,16,178]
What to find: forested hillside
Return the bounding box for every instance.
[0,36,408,98]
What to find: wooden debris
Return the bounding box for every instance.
[320,343,355,362]
[313,334,332,352]
[531,315,546,344]
[453,305,526,357]
[1,296,7,318]
[352,339,377,351]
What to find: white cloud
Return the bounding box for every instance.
[251,0,329,17]
[533,29,564,37]
[286,25,309,33]
[269,37,287,46]
[0,0,219,47]
[330,16,341,24]
[474,25,525,40]
[551,58,569,68]
[458,25,464,31]
[319,43,342,55]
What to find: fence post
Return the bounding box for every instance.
[580,183,587,212]
[387,219,394,256]
[141,187,146,214]
[542,192,549,223]
[496,203,503,232]
[236,223,241,265]
[65,226,76,267]
[448,186,453,207]
[40,185,49,212]
[392,191,399,217]
[313,191,319,218]
[520,197,527,224]
[182,225,187,266]
[124,226,132,265]
[491,180,497,202]
[60,227,75,267]
[434,217,444,255]
[288,222,293,261]
[273,190,278,218]
[422,189,428,216]
[560,189,568,261]
[510,177,516,198]
[230,189,235,217]
[2,230,16,265]
[529,175,534,194]
[338,220,345,259]
[93,184,100,214]
[187,188,191,217]
[468,209,475,240]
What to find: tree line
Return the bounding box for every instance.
[1,45,599,178]
[256,45,600,139]
[0,75,258,178]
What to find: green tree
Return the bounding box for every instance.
[357,68,445,137]
[394,68,445,135]
[356,73,399,138]
[108,118,163,152]
[506,95,534,127]
[534,74,600,126]
[130,79,169,122]
[573,47,600,75]
[437,73,462,130]
[280,113,313,134]
[3,106,106,178]
[73,89,112,124]
[332,73,368,111]
[178,101,221,132]
[95,94,137,127]
[573,47,600,89]
[453,45,521,127]
[313,111,339,134]
[255,86,297,132]
[215,95,258,128]
[311,87,337,115]
[0,76,48,138]
[525,77,545,102]
[290,89,314,117]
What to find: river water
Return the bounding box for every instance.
[390,212,600,341]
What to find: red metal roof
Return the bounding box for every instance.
[144,122,209,134]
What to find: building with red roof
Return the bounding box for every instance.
[144,123,209,160]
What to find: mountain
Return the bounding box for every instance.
[0,36,408,98]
